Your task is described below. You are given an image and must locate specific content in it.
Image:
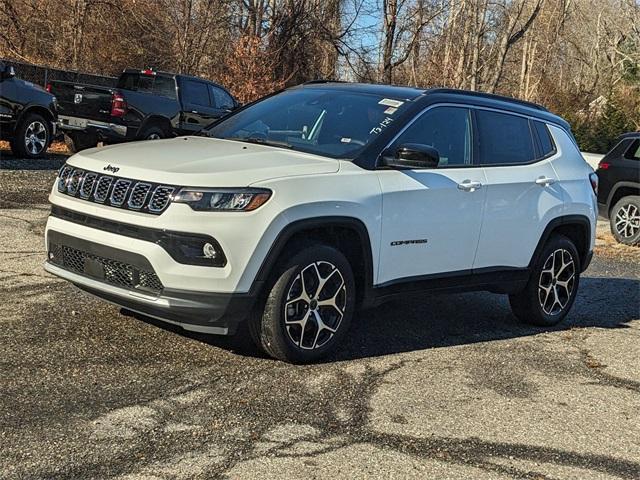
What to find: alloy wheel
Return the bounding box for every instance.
[24,121,47,155]
[538,248,575,316]
[284,261,347,350]
[614,203,640,239]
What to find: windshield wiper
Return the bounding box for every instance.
[226,136,293,149]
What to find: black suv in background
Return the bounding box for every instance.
[0,61,58,158]
[596,132,640,246]
[49,68,239,152]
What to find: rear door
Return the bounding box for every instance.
[472,109,563,269]
[179,79,219,133]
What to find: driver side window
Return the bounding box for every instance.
[395,106,472,166]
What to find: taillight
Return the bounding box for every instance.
[111,92,127,117]
[45,83,52,93]
[598,161,610,170]
[589,172,598,195]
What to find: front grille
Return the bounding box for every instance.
[57,164,176,215]
[94,176,113,203]
[49,242,163,294]
[128,183,151,209]
[148,186,175,213]
[80,173,98,199]
[67,169,84,195]
[109,179,131,206]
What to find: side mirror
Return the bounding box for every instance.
[1,64,15,79]
[382,143,440,169]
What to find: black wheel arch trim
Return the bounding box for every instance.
[16,102,56,126]
[606,181,640,212]
[252,216,375,306]
[529,214,593,272]
[138,115,174,138]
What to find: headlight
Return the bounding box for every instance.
[172,188,271,211]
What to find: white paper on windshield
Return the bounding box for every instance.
[379,98,404,108]
[384,107,398,115]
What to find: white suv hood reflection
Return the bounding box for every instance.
[68,136,340,186]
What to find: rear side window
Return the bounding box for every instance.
[210,86,235,109]
[183,80,210,106]
[625,139,640,160]
[153,76,176,99]
[602,139,632,162]
[533,121,555,158]
[137,75,154,93]
[476,110,535,165]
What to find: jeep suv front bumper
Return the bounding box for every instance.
[44,230,261,335]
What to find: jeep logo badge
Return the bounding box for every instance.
[74,93,83,104]
[103,164,119,173]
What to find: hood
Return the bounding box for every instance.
[68,137,340,186]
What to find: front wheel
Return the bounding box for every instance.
[12,113,52,158]
[250,244,355,363]
[509,234,581,327]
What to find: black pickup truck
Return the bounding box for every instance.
[0,61,57,158]
[50,69,238,152]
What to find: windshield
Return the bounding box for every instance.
[206,88,412,158]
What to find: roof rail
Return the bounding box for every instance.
[427,88,549,112]
[303,79,346,85]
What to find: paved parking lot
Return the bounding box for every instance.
[1,152,639,479]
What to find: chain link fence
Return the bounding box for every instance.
[2,59,117,88]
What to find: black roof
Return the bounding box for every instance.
[297,81,570,131]
[297,80,425,100]
[619,132,640,140]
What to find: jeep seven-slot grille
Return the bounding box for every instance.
[49,242,164,293]
[57,164,175,214]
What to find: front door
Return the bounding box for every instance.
[377,106,486,284]
[180,79,219,133]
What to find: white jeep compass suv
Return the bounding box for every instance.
[45,83,598,363]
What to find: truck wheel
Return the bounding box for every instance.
[509,234,581,327]
[250,244,355,363]
[139,126,165,140]
[12,113,51,158]
[610,196,640,246]
[64,133,97,154]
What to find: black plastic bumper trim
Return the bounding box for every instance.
[50,205,227,267]
[76,283,259,335]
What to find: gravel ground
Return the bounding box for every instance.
[1,152,639,480]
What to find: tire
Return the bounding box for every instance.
[139,125,165,140]
[64,133,97,154]
[509,234,581,327]
[609,196,640,246]
[250,244,356,363]
[11,113,51,158]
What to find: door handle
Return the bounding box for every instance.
[535,176,556,186]
[457,180,482,192]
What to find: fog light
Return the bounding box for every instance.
[48,251,55,260]
[203,242,217,259]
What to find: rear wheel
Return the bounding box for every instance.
[250,244,355,363]
[610,196,640,246]
[139,125,165,140]
[509,234,580,327]
[12,113,51,158]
